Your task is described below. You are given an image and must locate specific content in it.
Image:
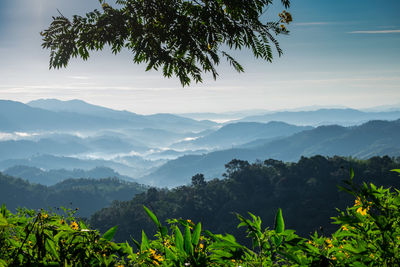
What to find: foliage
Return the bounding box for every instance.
[90,155,400,243]
[41,0,292,86]
[0,174,147,218]
[1,170,400,266]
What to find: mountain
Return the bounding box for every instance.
[0,154,159,178]
[172,121,312,150]
[3,165,135,186]
[0,172,147,217]
[26,99,217,132]
[0,133,151,161]
[0,100,129,132]
[140,119,400,187]
[0,138,89,161]
[237,108,400,126]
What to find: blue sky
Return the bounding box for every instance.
[0,0,399,114]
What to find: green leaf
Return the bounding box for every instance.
[102,225,118,241]
[274,208,285,233]
[0,213,8,229]
[391,169,400,174]
[184,224,193,255]
[165,247,177,261]
[141,230,150,252]
[143,205,161,228]
[45,239,60,261]
[161,226,168,237]
[192,222,201,246]
[174,226,184,252]
[131,237,140,250]
[273,208,285,246]
[350,167,355,181]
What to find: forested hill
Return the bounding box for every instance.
[0,174,147,217]
[90,155,400,244]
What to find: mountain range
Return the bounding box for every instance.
[0,99,216,133]
[235,108,400,126]
[1,98,399,187]
[139,119,400,187]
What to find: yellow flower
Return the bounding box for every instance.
[354,197,362,206]
[60,219,66,225]
[70,221,79,230]
[199,243,204,249]
[370,253,375,259]
[341,225,349,231]
[41,213,48,219]
[354,197,369,215]
[325,238,333,248]
[356,206,368,216]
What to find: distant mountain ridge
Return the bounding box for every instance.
[26,99,216,132]
[172,121,313,150]
[237,108,400,126]
[0,99,216,133]
[140,119,400,187]
[0,154,161,178]
[3,165,135,186]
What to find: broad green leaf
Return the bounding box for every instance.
[143,205,161,228]
[184,224,193,255]
[192,222,201,246]
[165,247,177,261]
[102,225,118,241]
[174,226,184,252]
[45,239,60,261]
[161,226,168,237]
[140,230,150,252]
[274,208,285,233]
[273,208,285,246]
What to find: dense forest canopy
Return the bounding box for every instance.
[0,174,147,217]
[90,155,400,245]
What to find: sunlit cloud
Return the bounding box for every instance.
[348,29,400,34]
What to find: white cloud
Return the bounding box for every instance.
[349,29,400,34]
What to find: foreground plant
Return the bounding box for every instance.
[1,170,399,266]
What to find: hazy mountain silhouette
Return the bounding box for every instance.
[237,108,400,126]
[26,99,217,132]
[3,165,135,186]
[172,121,312,150]
[0,154,158,178]
[140,119,400,187]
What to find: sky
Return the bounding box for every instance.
[0,0,399,114]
